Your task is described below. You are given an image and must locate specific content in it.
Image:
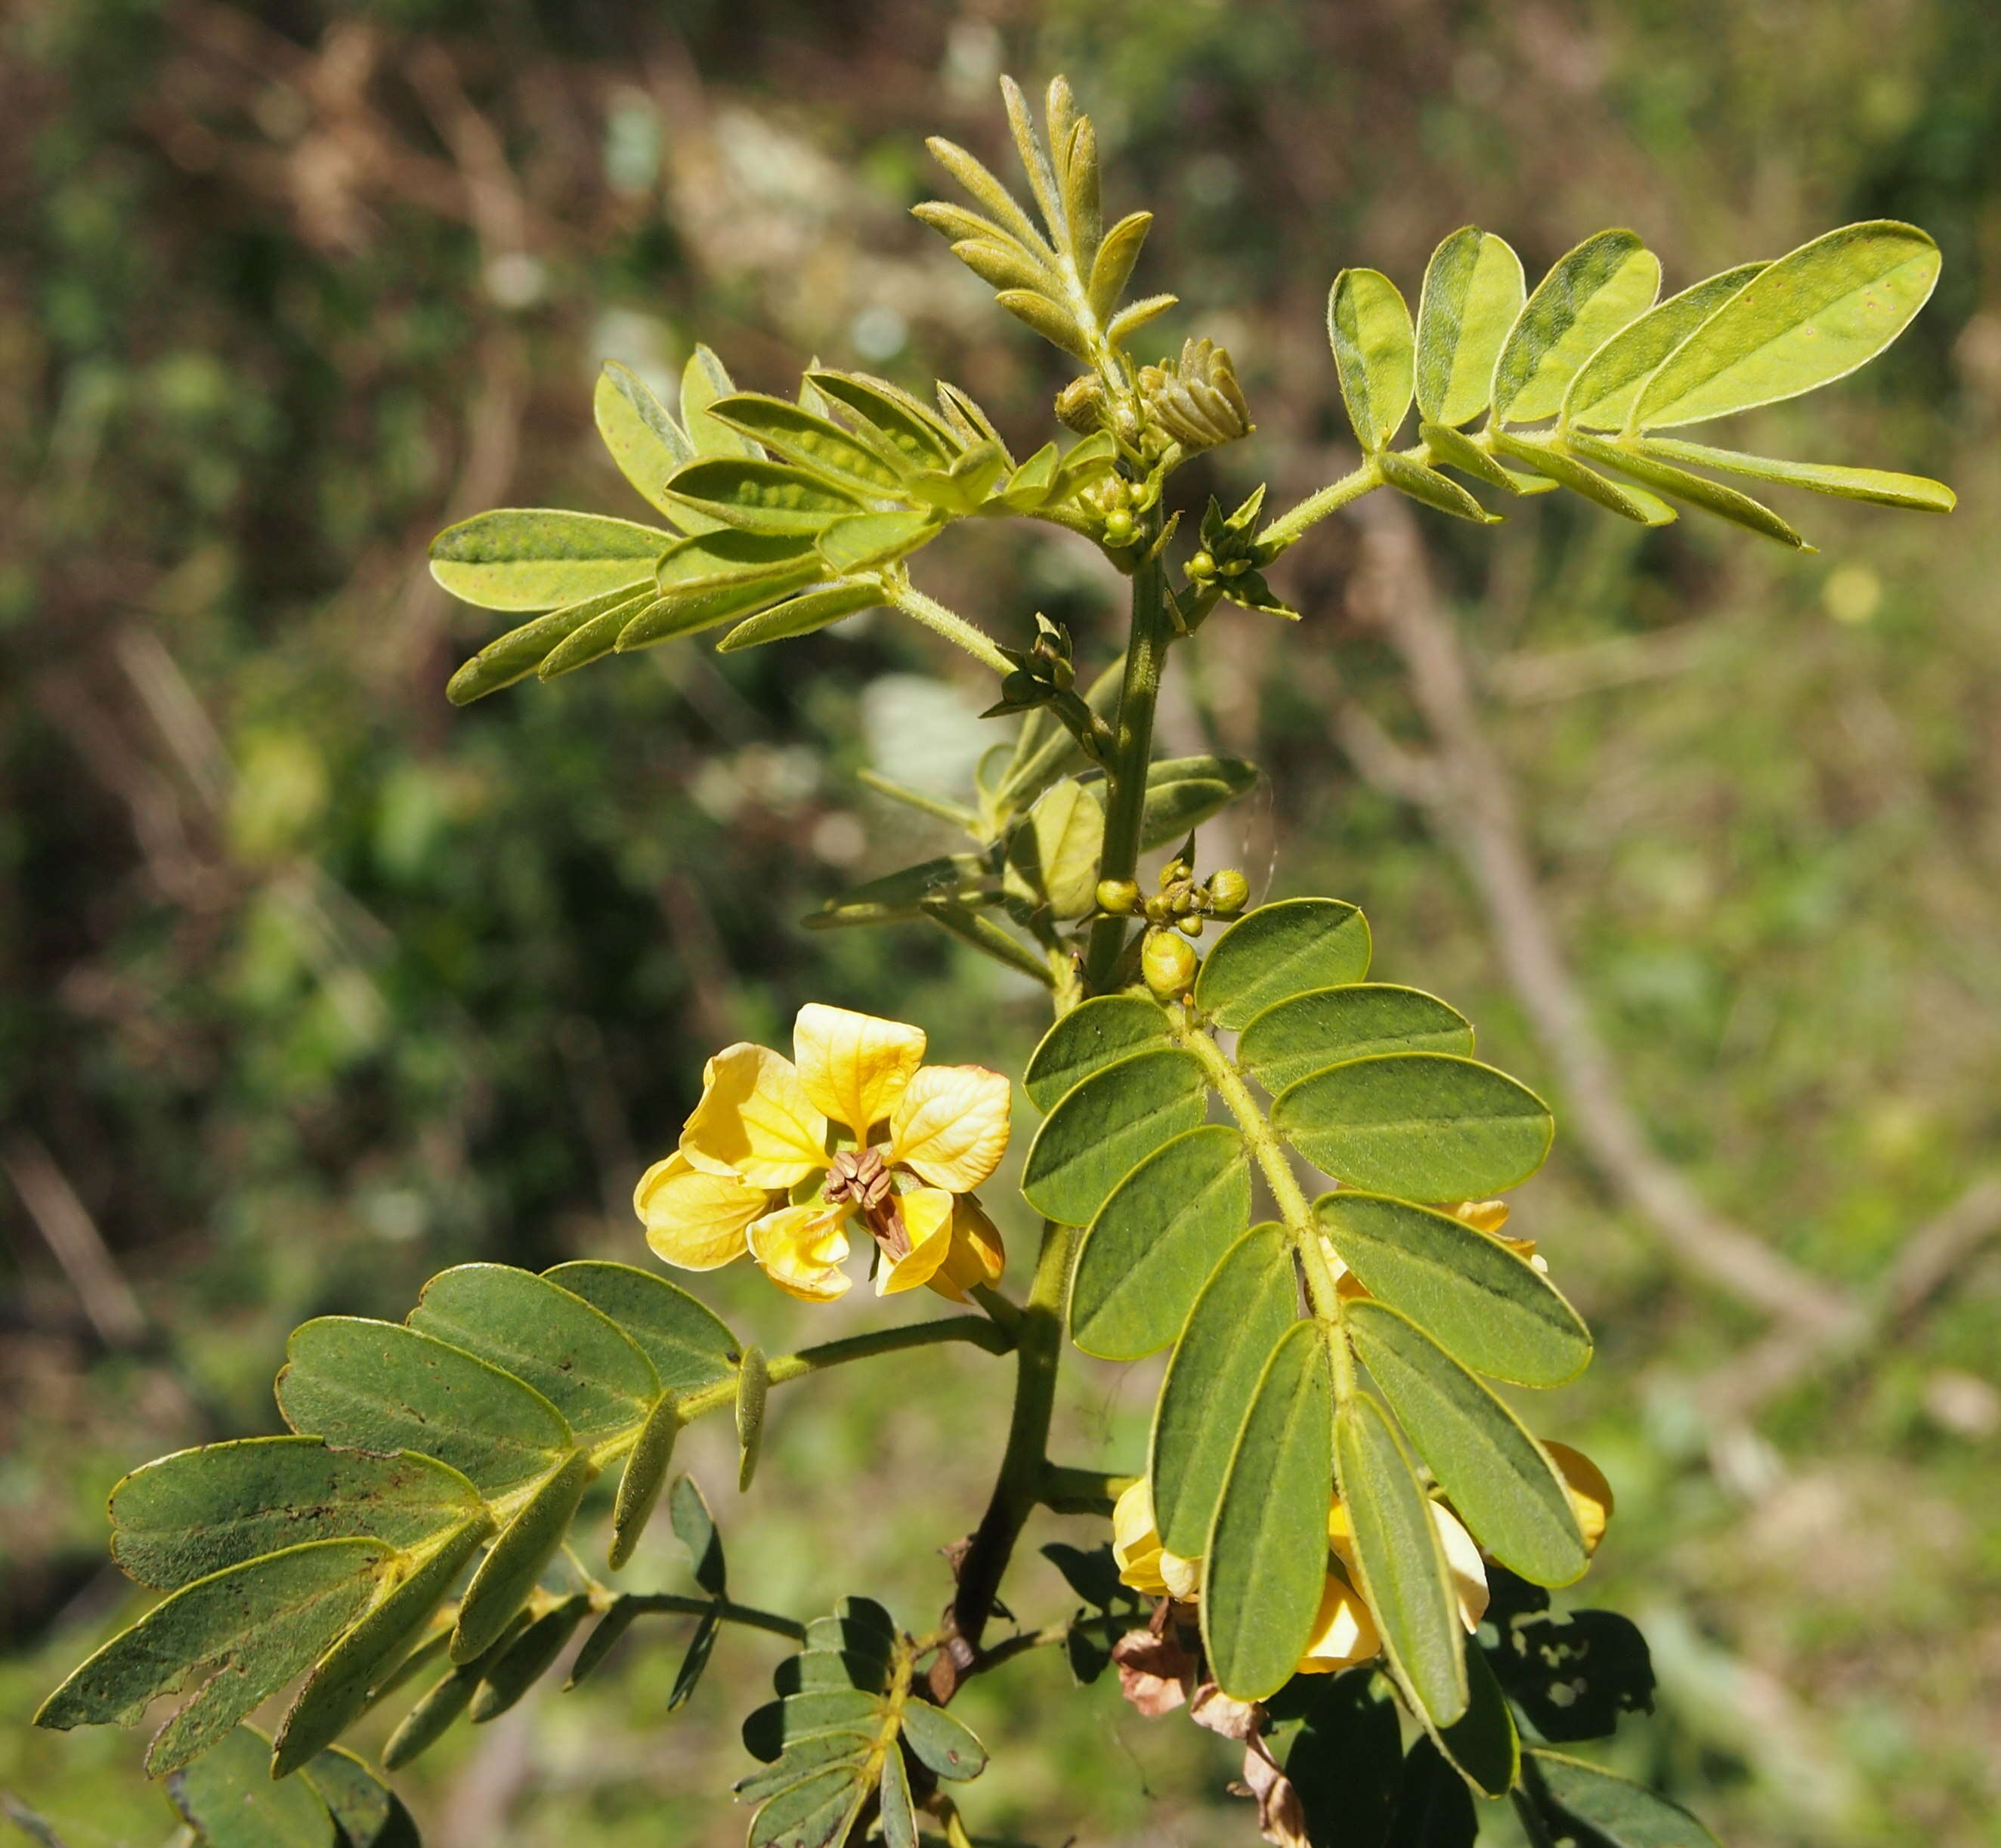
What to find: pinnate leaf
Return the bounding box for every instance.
[1561,263,1767,429]
[1493,230,1660,425]
[429,511,669,612]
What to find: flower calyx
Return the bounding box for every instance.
[983,613,1115,761]
[1186,485,1297,622]
[1138,337,1253,454]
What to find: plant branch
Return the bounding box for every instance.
[1257,458,1383,555]
[1038,1463,1136,1515]
[856,768,983,832]
[963,1608,1131,1676]
[889,578,1015,675]
[618,1592,809,1642]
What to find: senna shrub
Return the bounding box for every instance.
[34,73,1954,1848]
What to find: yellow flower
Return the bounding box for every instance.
[634,1003,1010,1304]
[1543,1440,1614,1554]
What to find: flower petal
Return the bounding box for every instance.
[682,1043,828,1189]
[633,1153,765,1270]
[889,1063,1011,1191]
[1432,1500,1490,1632]
[925,1194,1007,1303]
[1112,1479,1170,1596]
[1294,1571,1381,1673]
[793,1003,927,1143]
[877,1187,957,1296]
[749,1202,853,1303]
[1542,1441,1613,1554]
[1452,1198,1510,1235]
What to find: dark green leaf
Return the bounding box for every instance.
[1492,1609,1653,1744]
[670,1473,726,1596]
[1315,1192,1590,1389]
[1203,1321,1336,1700]
[1561,264,1767,430]
[1273,1053,1554,1200]
[166,1726,332,1848]
[1387,1738,1479,1848]
[1438,1634,1520,1797]
[542,1260,738,1394]
[1335,1393,1466,1728]
[669,1605,722,1710]
[1195,900,1372,1031]
[877,1748,920,1848]
[1328,268,1416,452]
[298,1745,421,1848]
[1072,1125,1251,1361]
[565,1596,642,1691]
[380,1611,530,1769]
[407,1265,659,1450]
[469,1593,590,1721]
[610,1392,679,1571]
[900,1700,988,1781]
[747,1765,873,1848]
[1023,994,1173,1114]
[742,1691,886,1763]
[1151,1223,1298,1556]
[774,1649,891,1695]
[1239,985,1474,1098]
[110,1437,484,1590]
[735,1732,876,1805]
[1415,227,1526,428]
[1021,1046,1208,1225]
[451,1450,592,1662]
[1493,231,1659,425]
[737,1344,769,1491]
[1140,754,1260,849]
[805,854,997,931]
[277,1318,573,1500]
[428,510,670,611]
[1285,1670,1402,1848]
[1527,1751,1722,1847]
[1041,1541,1124,1610]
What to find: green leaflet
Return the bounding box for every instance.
[742,1690,886,1762]
[1285,1673,1403,1848]
[1378,451,1500,525]
[1566,433,1808,548]
[1314,1192,1590,1388]
[408,1264,660,1452]
[1344,1300,1587,1587]
[1415,227,1526,428]
[1418,422,1557,496]
[565,1597,642,1690]
[737,1344,770,1491]
[1195,898,1373,1031]
[611,1394,677,1571]
[37,1538,391,1774]
[1439,1638,1520,1799]
[809,369,963,469]
[1335,1394,1467,1729]
[748,1766,874,1848]
[720,580,885,651]
[670,1605,723,1710]
[1635,221,1941,429]
[1492,230,1660,425]
[877,1748,920,1848]
[271,1516,490,1772]
[1328,268,1416,452]
[298,1744,420,1847]
[109,1436,484,1590]
[1089,210,1152,322]
[383,1612,532,1769]
[429,509,670,611]
[447,581,654,703]
[803,853,997,930]
[1238,984,1474,1097]
[166,1725,333,1848]
[1071,1125,1251,1361]
[1273,1052,1554,1200]
[452,1449,593,1661]
[735,1729,877,1804]
[1202,1320,1336,1701]
[817,510,939,573]
[1020,1046,1208,1225]
[1562,263,1767,430]
[469,1593,591,1721]
[1496,1608,1655,1744]
[900,1701,988,1781]
[1489,428,1677,526]
[907,438,1010,514]
[1150,1223,1297,1556]
[1024,994,1172,1113]
[706,393,912,496]
[535,593,658,680]
[595,360,696,518]
[1388,1738,1480,1846]
[1528,1750,1723,1847]
[1635,436,1956,511]
[1140,753,1259,850]
[1008,778,1105,920]
[681,345,762,460]
[666,1476,726,1594]
[663,459,864,535]
[277,1318,574,1498]
[543,1259,739,1393]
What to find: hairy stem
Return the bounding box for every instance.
[1258,458,1383,555]
[889,578,1015,675]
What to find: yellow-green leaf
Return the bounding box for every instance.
[594,360,695,518]
[429,510,670,611]
[1493,230,1659,425]
[1378,451,1500,525]
[1636,437,1956,511]
[1566,432,1808,548]
[720,581,886,652]
[1329,268,1416,453]
[1561,263,1767,430]
[1415,227,1526,428]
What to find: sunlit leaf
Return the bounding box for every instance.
[1492,230,1659,425]
[1194,899,1372,1031]
[1636,437,1955,511]
[1562,264,1766,430]
[707,392,913,495]
[446,583,654,703]
[1140,753,1260,849]
[900,1701,988,1781]
[1021,1046,1208,1225]
[1328,268,1416,452]
[663,459,864,536]
[1489,430,1677,526]
[429,510,670,612]
[1567,433,1808,547]
[468,1593,590,1720]
[1237,984,1473,1098]
[1527,1750,1722,1847]
[1415,227,1526,428]
[165,1726,332,1848]
[595,360,696,518]
[720,581,886,652]
[1378,450,1500,524]
[451,1450,592,1661]
[1023,994,1173,1113]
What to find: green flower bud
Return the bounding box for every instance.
[1161,858,1192,887]
[1054,375,1107,434]
[1143,927,1198,998]
[1189,550,1217,580]
[1144,895,1172,924]
[1207,868,1251,916]
[1103,508,1135,545]
[1001,669,1041,706]
[1096,877,1140,916]
[1176,913,1204,938]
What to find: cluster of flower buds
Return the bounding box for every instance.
[983,613,1115,759]
[1099,854,1252,999]
[1078,468,1167,556]
[1137,338,1253,454]
[1183,485,1297,621]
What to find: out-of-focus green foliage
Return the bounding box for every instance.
[4,4,2000,1846]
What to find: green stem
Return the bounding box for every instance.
[855,767,982,831]
[1038,1463,1137,1515]
[1083,529,1171,991]
[620,1592,809,1643]
[1258,458,1384,555]
[889,579,1014,675]
[945,1218,1077,1664]
[964,1608,1131,1675]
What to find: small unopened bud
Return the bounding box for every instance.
[1208,869,1251,916]
[1161,858,1192,887]
[1169,888,1194,916]
[1176,913,1204,938]
[1143,927,1198,998]
[1188,550,1217,580]
[1001,669,1041,706]
[1096,878,1140,916]
[1054,375,1107,434]
[1103,508,1135,545]
[1144,895,1172,924]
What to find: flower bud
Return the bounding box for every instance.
[1143,927,1198,998]
[1103,508,1135,545]
[1161,858,1192,887]
[1176,913,1204,938]
[1207,868,1250,916]
[1096,877,1140,916]
[1188,549,1217,580]
[1054,375,1107,434]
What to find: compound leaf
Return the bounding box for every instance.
[1562,264,1767,429]
[541,1260,738,1394]
[1140,754,1259,850]
[1023,994,1172,1114]
[1493,231,1659,425]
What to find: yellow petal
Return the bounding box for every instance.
[1432,1501,1489,1632]
[632,1154,765,1270]
[877,1188,957,1296]
[1112,1479,1170,1596]
[925,1194,1006,1303]
[682,1043,828,1189]
[1295,1571,1381,1673]
[1542,1441,1613,1554]
[1499,1232,1550,1275]
[889,1064,1011,1191]
[1159,1547,1204,1602]
[792,1003,927,1143]
[1454,1199,1510,1235]
[748,1202,853,1303]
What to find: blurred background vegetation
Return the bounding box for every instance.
[4,2,1999,1843]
